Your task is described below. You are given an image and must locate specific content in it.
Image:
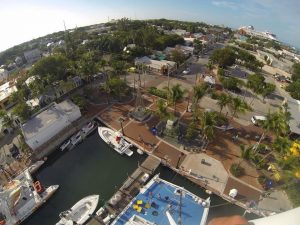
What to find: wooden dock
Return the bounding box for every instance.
[86,155,161,225]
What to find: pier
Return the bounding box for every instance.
[86,155,161,225]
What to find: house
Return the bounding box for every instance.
[0,81,18,110]
[135,56,176,75]
[0,68,8,83]
[164,45,194,56]
[24,49,42,64]
[171,29,189,36]
[284,98,300,137]
[25,75,39,86]
[21,100,81,150]
[15,56,23,67]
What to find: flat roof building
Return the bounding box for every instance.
[22,100,81,150]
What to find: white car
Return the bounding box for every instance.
[182,68,191,75]
[251,116,266,126]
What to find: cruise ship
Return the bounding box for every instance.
[238,25,277,41]
[0,162,59,225]
[110,174,210,225]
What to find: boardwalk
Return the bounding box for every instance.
[86,155,161,225]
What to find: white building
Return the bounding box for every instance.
[135,56,176,75]
[0,81,18,110]
[22,100,81,150]
[0,68,8,82]
[24,49,42,64]
[171,29,189,36]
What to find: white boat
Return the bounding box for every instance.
[56,195,99,225]
[0,170,59,225]
[98,127,133,156]
[81,121,96,136]
[60,140,71,151]
[28,160,45,174]
[70,132,82,146]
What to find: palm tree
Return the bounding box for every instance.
[206,61,214,73]
[217,93,231,114]
[156,99,169,120]
[238,144,253,166]
[193,84,207,106]
[200,111,218,141]
[168,84,185,115]
[229,97,252,117]
[272,136,291,155]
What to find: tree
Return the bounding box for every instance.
[210,47,236,68]
[0,110,14,129]
[199,111,218,141]
[291,63,300,81]
[28,78,44,98]
[261,83,276,101]
[217,93,231,113]
[156,99,169,120]
[238,144,253,166]
[30,54,71,82]
[168,84,185,114]
[111,60,126,76]
[170,49,185,65]
[193,84,208,106]
[206,61,214,72]
[12,102,32,121]
[193,39,202,54]
[229,97,251,117]
[78,51,98,81]
[272,136,291,155]
[72,95,87,111]
[286,81,300,100]
[105,76,128,101]
[185,121,198,141]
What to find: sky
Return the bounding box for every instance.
[0,0,300,52]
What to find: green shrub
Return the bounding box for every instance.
[148,87,168,99]
[230,163,244,177]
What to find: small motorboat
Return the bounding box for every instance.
[70,132,82,146]
[56,195,99,225]
[60,140,71,151]
[81,121,96,136]
[28,160,45,174]
[98,127,133,156]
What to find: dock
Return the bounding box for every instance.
[86,155,161,225]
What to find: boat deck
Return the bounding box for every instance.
[112,177,209,225]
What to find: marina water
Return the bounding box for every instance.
[23,131,258,225]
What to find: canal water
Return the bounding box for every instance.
[23,131,258,225]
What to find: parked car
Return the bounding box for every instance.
[251,115,266,126]
[182,68,191,75]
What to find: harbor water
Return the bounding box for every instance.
[23,131,258,225]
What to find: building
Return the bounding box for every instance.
[22,100,81,150]
[285,98,300,137]
[135,56,176,75]
[24,49,42,64]
[0,68,8,83]
[15,56,23,67]
[0,81,18,110]
[171,29,190,36]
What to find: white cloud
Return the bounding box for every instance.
[212,1,238,10]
